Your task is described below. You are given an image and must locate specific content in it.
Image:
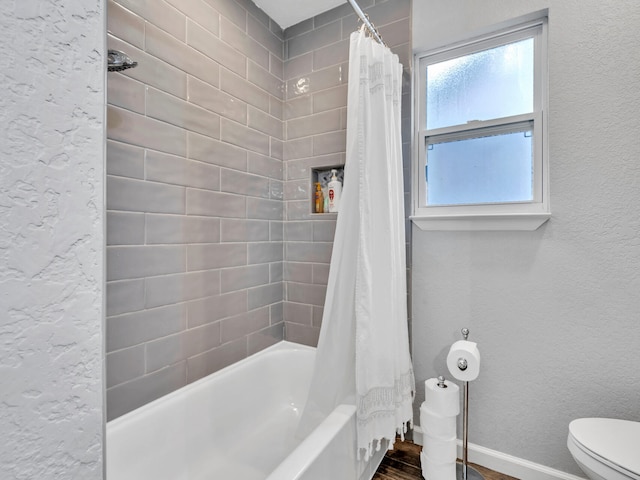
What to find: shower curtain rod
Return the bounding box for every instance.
[347,0,385,45]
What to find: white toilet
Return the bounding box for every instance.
[568,418,640,480]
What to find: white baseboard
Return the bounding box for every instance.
[413,426,586,480]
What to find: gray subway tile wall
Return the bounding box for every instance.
[106,0,411,420]
[106,0,284,420]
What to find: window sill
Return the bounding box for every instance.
[410,213,551,231]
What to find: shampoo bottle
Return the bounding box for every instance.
[314,182,324,213]
[327,169,342,213]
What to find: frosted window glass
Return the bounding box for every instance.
[426,130,533,206]
[426,38,534,130]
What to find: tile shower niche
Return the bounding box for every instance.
[311,166,344,215]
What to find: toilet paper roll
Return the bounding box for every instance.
[422,434,457,463]
[422,458,457,480]
[446,340,481,382]
[420,451,457,480]
[420,405,457,438]
[424,377,460,417]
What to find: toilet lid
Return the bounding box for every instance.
[569,418,640,476]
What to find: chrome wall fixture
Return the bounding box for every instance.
[107,49,138,72]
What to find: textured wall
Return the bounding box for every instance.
[283,0,412,345]
[0,1,105,479]
[412,0,640,475]
[106,0,287,420]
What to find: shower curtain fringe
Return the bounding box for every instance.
[356,370,415,419]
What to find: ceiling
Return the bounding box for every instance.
[253,0,348,29]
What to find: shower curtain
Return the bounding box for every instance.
[297,27,415,460]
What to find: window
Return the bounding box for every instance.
[412,18,549,230]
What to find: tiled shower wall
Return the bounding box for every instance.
[106,0,286,420]
[105,0,412,420]
[282,0,412,345]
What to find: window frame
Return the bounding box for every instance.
[411,18,550,231]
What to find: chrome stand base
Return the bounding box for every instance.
[456,462,485,480]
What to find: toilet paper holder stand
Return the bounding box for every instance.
[456,328,484,480]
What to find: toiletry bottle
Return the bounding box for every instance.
[327,169,342,213]
[314,182,324,213]
[323,186,329,213]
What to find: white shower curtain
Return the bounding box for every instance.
[297,28,415,460]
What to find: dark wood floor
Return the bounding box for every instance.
[373,440,519,480]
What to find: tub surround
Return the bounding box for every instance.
[106,0,412,421]
[106,0,286,420]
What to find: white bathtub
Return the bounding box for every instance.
[106,341,386,480]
